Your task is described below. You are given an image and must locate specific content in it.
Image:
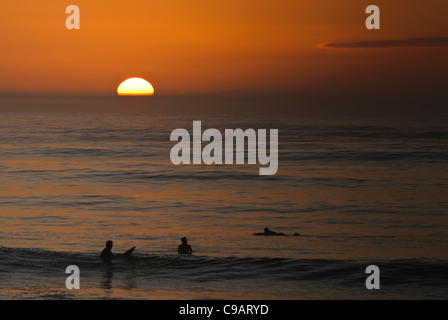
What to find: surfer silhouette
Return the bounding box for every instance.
[178,237,193,255]
[100,240,114,261]
[100,240,135,261]
[253,227,300,236]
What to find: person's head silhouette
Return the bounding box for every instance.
[106,240,113,249]
[181,237,188,245]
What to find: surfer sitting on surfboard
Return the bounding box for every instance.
[100,240,135,261]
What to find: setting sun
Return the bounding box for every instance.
[117,78,154,96]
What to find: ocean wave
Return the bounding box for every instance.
[1,247,447,290]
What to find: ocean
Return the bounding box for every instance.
[0,97,447,299]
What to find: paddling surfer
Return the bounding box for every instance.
[253,227,300,236]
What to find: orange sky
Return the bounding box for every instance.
[0,0,446,95]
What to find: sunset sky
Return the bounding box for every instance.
[0,0,447,98]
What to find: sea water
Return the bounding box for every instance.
[0,98,447,299]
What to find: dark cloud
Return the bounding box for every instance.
[319,37,448,49]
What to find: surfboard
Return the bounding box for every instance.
[123,246,135,257]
